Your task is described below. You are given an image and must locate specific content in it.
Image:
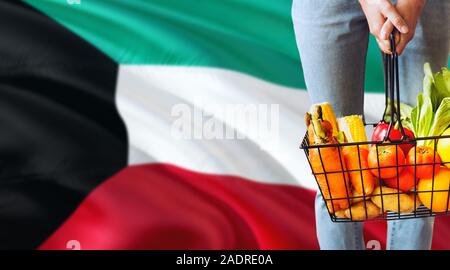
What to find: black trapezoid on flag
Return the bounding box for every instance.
[0,0,128,249]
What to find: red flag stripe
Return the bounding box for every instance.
[38,163,450,250]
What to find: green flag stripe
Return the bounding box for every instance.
[24,0,442,92]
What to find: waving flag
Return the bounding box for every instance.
[1,0,449,250]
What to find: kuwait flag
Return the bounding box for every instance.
[1,0,450,250]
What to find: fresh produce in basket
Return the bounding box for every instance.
[334,209,346,219]
[338,115,368,148]
[383,169,418,192]
[370,186,417,213]
[411,64,450,147]
[342,147,375,196]
[437,128,450,168]
[406,146,441,179]
[368,145,405,179]
[313,102,340,137]
[305,105,351,212]
[302,63,450,221]
[344,201,381,221]
[338,115,375,196]
[383,101,414,131]
[372,122,414,154]
[351,189,373,204]
[417,167,450,212]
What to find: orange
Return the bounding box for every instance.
[406,146,441,179]
[368,145,405,179]
[384,169,418,192]
[417,167,450,212]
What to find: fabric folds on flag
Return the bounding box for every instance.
[0,0,449,250]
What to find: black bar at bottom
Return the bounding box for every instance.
[0,250,449,268]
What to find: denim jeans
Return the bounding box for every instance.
[292,0,450,250]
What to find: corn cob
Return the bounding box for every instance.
[310,102,339,137]
[337,115,375,196]
[337,115,367,148]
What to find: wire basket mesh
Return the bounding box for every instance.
[300,34,450,222]
[301,131,450,222]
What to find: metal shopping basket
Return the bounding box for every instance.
[300,34,450,222]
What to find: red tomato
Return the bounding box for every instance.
[406,146,441,179]
[383,169,418,192]
[368,144,405,179]
[372,122,415,154]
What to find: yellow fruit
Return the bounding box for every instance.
[337,115,368,147]
[437,128,450,169]
[417,167,450,212]
[311,103,339,137]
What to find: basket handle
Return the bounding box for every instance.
[379,33,410,142]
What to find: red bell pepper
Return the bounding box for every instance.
[372,122,415,154]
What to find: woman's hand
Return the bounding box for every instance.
[379,0,426,55]
[359,0,409,54]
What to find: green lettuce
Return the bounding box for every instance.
[429,97,450,137]
[383,100,414,130]
[417,94,434,138]
[411,64,450,146]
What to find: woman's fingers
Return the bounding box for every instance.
[376,37,391,54]
[379,21,402,53]
[395,35,410,55]
[379,0,409,34]
[359,0,409,54]
[380,20,394,40]
[394,31,401,45]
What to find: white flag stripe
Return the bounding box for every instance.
[117,66,385,189]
